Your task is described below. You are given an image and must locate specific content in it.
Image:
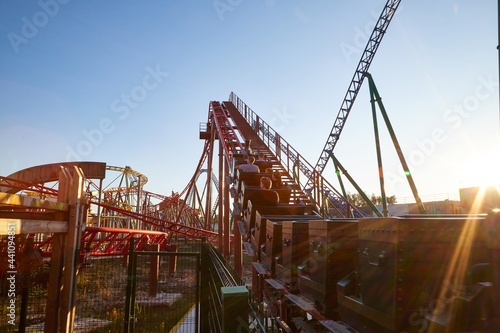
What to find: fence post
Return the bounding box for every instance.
[487,212,500,331]
[221,285,249,332]
[124,237,135,333]
[200,237,210,332]
[195,253,201,333]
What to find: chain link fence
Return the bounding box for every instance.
[0,237,201,333]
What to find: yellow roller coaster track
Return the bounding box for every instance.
[104,165,148,193]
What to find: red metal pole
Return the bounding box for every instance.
[234,214,242,277]
[224,159,231,260]
[148,244,160,297]
[218,140,224,251]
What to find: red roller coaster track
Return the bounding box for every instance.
[0,91,358,262]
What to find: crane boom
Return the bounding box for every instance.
[313,0,402,178]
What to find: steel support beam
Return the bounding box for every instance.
[366,72,426,214]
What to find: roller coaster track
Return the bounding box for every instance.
[0,176,59,197]
[186,169,220,208]
[2,80,369,262]
[92,201,218,241]
[37,226,171,257]
[210,100,244,168]
[101,165,148,193]
[0,81,372,258]
[1,2,402,261]
[312,0,402,182]
[229,93,364,218]
[0,175,220,257]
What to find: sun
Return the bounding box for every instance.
[457,153,500,188]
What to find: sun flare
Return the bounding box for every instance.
[457,153,500,188]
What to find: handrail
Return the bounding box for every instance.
[228,92,366,218]
[201,239,243,332]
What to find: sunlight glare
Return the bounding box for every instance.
[457,153,500,188]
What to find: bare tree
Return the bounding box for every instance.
[346,192,397,207]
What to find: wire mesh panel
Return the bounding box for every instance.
[0,234,202,333]
[0,265,50,332]
[129,251,200,333]
[0,235,50,333]
[75,255,130,332]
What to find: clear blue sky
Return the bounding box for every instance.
[1,0,498,201]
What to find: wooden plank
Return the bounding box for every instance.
[0,192,69,211]
[0,219,68,235]
[0,211,68,221]
[5,161,106,185]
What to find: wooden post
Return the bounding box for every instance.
[44,166,86,333]
[60,166,85,332]
[44,167,69,333]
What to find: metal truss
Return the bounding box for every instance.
[312,0,402,180]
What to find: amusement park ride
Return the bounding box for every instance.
[2,0,500,332]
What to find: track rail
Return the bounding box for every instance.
[0,176,59,197]
[313,0,402,179]
[37,226,170,257]
[92,201,219,241]
[229,92,365,218]
[210,100,244,169]
[0,176,224,257]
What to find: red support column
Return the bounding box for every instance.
[204,121,215,230]
[224,161,231,260]
[234,214,242,277]
[148,244,160,297]
[218,140,224,251]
